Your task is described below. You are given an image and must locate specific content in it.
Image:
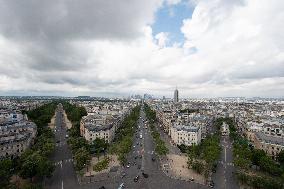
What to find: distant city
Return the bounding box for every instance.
[0,90,283,189]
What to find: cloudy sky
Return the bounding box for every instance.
[0,0,283,98]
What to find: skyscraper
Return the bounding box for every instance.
[174,88,179,103]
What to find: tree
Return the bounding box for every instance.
[74,147,91,171]
[0,159,13,188]
[192,161,204,174]
[277,150,284,165]
[251,149,266,166]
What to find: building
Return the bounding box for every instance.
[82,123,115,143]
[170,123,201,146]
[0,121,37,159]
[80,114,116,143]
[254,132,284,159]
[174,88,179,103]
[221,122,230,136]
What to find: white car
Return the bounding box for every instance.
[118,183,125,189]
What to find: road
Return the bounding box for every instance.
[88,105,208,189]
[46,105,209,189]
[212,135,239,189]
[45,103,79,189]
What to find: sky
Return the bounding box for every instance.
[0,0,283,98]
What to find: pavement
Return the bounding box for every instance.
[44,103,79,189]
[212,135,239,189]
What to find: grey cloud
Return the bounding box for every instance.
[0,0,158,41]
[0,0,161,89]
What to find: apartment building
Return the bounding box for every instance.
[0,121,37,159]
[170,123,201,146]
[254,132,284,159]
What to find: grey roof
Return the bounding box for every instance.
[85,123,113,132]
[173,124,200,133]
[255,132,284,146]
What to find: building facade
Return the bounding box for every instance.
[170,123,201,146]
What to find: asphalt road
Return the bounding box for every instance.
[45,104,79,189]
[212,135,239,189]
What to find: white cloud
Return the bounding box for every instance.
[155,32,169,48]
[166,0,182,6]
[0,0,283,98]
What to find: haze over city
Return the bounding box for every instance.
[0,0,283,98]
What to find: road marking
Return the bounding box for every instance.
[224,147,227,162]
[61,180,64,189]
[61,162,62,169]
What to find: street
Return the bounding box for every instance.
[45,105,209,189]
[212,135,239,189]
[88,105,208,189]
[45,104,79,189]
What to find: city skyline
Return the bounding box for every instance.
[0,0,283,98]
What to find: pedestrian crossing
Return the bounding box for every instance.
[55,141,66,147]
[132,150,154,155]
[218,161,234,166]
[54,158,73,166]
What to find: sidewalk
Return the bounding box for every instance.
[48,114,56,129]
[155,123,206,185]
[63,110,72,129]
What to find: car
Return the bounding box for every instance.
[65,134,69,138]
[126,163,130,168]
[190,177,194,181]
[56,140,60,143]
[209,181,214,188]
[134,175,139,182]
[151,157,156,161]
[118,183,124,189]
[142,172,148,178]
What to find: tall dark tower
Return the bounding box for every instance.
[174,88,179,103]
